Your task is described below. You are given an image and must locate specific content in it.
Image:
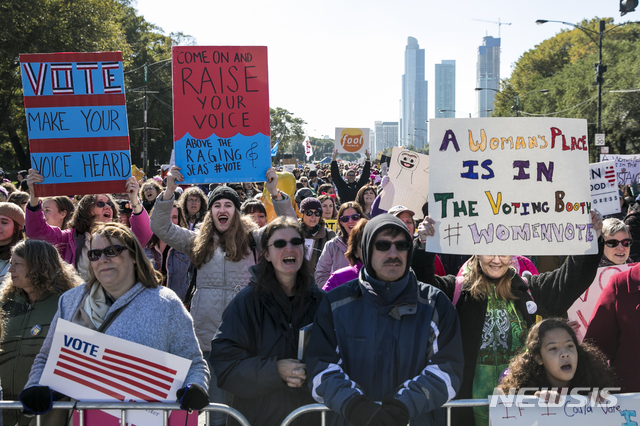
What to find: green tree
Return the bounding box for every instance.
[0,0,131,171]
[269,107,305,163]
[0,0,192,175]
[493,17,640,160]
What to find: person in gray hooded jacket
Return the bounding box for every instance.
[306,214,463,426]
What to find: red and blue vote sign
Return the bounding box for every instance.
[19,52,131,197]
[172,46,271,184]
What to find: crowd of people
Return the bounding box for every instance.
[0,150,636,426]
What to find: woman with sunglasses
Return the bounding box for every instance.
[150,166,294,426]
[25,169,152,280]
[0,240,81,426]
[420,211,605,426]
[598,218,633,266]
[298,197,335,273]
[20,222,210,419]
[315,202,364,288]
[210,216,324,426]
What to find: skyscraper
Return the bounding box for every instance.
[435,60,456,118]
[374,121,399,153]
[401,37,428,149]
[476,36,500,118]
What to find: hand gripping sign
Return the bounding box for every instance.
[40,320,192,426]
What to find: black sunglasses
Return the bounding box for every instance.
[339,214,361,223]
[96,200,115,209]
[604,238,632,248]
[269,238,304,249]
[304,210,322,217]
[88,245,127,261]
[374,240,412,252]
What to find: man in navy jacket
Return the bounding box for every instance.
[306,214,463,426]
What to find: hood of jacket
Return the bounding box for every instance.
[360,213,413,283]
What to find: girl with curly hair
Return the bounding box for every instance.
[498,318,614,396]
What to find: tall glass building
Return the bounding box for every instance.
[374,121,399,154]
[401,37,428,149]
[476,36,500,118]
[435,60,456,118]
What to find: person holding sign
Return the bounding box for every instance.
[25,169,152,280]
[150,166,295,424]
[20,222,209,418]
[210,216,324,426]
[0,239,81,426]
[421,210,604,426]
[330,149,371,202]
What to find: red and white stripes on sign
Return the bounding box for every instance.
[76,63,99,94]
[101,62,121,93]
[605,165,616,186]
[50,63,74,94]
[53,347,178,403]
[23,63,47,96]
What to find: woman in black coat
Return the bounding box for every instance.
[421,211,604,426]
[210,216,324,426]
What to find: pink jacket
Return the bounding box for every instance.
[26,202,152,267]
[314,236,350,288]
[323,262,363,292]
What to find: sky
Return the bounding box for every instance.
[133,0,634,142]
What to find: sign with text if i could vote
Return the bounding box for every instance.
[172,46,271,183]
[19,52,132,197]
[427,118,597,256]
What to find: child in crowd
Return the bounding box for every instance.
[497,318,615,399]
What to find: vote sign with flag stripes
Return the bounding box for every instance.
[40,319,192,426]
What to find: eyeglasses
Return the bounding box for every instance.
[339,214,361,223]
[88,245,127,261]
[95,201,115,209]
[269,238,304,248]
[374,240,412,252]
[304,210,322,217]
[604,238,632,248]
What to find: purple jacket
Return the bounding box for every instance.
[314,235,350,288]
[322,262,362,292]
[26,201,152,267]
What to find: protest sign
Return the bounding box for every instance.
[19,52,131,197]
[379,147,429,216]
[325,219,338,233]
[600,154,640,186]
[567,263,634,341]
[427,118,596,256]
[335,128,370,154]
[489,393,640,426]
[589,161,620,216]
[40,319,191,426]
[172,46,270,184]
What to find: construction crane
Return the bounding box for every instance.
[472,18,512,38]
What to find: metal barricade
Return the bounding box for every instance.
[0,401,250,426]
[279,399,490,426]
